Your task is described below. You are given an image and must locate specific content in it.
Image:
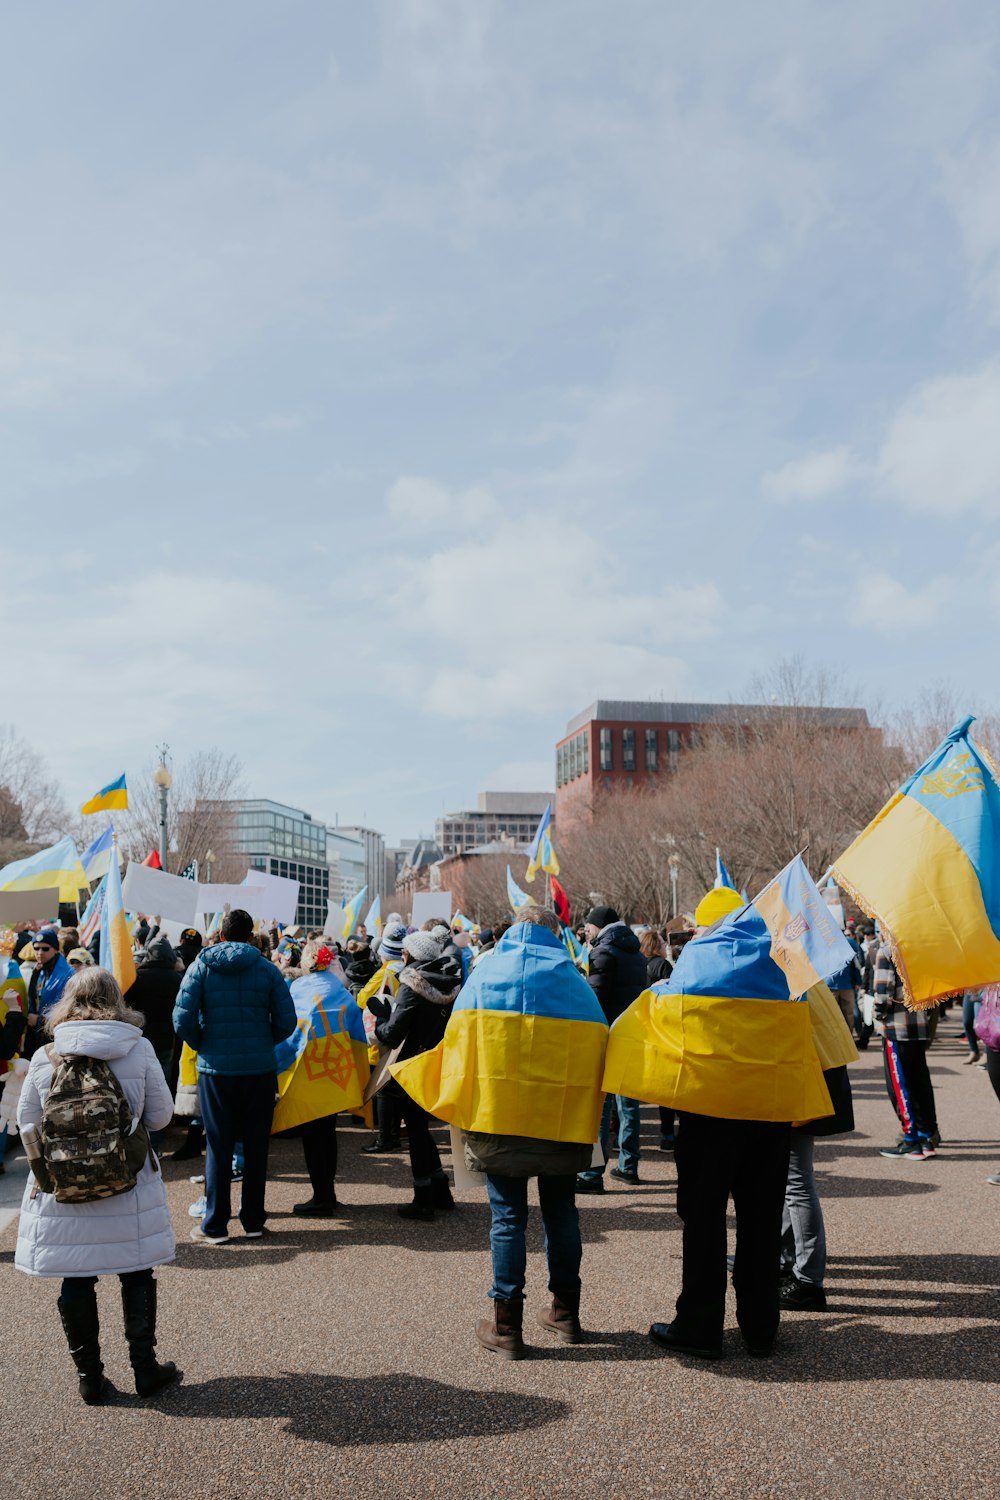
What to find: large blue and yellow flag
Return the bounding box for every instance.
[832,715,1000,1007]
[0,837,90,904]
[80,774,129,816]
[273,970,371,1132]
[340,884,368,943]
[392,921,608,1144]
[524,802,559,882]
[603,910,831,1123]
[100,849,136,994]
[754,855,857,996]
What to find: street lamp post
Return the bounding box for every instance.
[204,849,215,884]
[152,746,172,873]
[668,855,680,919]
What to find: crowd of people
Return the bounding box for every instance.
[1,892,998,1401]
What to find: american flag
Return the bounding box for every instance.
[79,876,108,945]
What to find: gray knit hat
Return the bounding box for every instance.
[402,929,443,964]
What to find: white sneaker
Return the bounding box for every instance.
[190,1225,229,1245]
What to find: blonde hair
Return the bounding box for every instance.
[516,905,561,935]
[45,967,145,1033]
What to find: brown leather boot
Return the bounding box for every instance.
[537,1285,582,1344]
[476,1298,526,1360]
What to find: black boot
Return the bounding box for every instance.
[397,1183,435,1221]
[121,1277,181,1397]
[431,1173,456,1211]
[58,1292,108,1405]
[168,1124,204,1162]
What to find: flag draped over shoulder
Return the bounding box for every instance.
[0,837,89,904]
[602,913,831,1123]
[80,773,128,816]
[832,716,1000,1007]
[100,852,136,994]
[273,971,371,1132]
[392,921,608,1144]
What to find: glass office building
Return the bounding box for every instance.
[235,799,330,930]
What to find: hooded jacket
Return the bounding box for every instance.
[173,942,296,1077]
[375,953,462,1063]
[129,936,182,1060]
[587,922,648,1025]
[15,1020,175,1278]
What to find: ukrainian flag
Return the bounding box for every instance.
[524,803,559,882]
[80,774,129,816]
[340,885,368,942]
[392,921,608,1144]
[100,849,136,994]
[602,912,831,1123]
[753,855,858,996]
[832,715,1000,1006]
[506,864,531,911]
[273,971,371,1131]
[0,837,89,904]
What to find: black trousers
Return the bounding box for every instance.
[397,1095,442,1183]
[673,1112,791,1350]
[61,1268,152,1302]
[301,1114,338,1199]
[882,1037,937,1138]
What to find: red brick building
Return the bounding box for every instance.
[555,699,870,828]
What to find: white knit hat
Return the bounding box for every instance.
[403,930,443,964]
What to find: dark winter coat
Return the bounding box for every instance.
[587,923,648,1024]
[130,936,182,1060]
[344,949,380,995]
[795,1064,854,1138]
[374,954,462,1063]
[463,1132,592,1178]
[646,955,673,985]
[173,942,296,1076]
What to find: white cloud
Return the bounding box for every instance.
[385,475,496,528]
[366,493,722,719]
[877,363,1000,515]
[941,135,1000,320]
[854,571,952,632]
[762,446,856,502]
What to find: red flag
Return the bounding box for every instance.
[550,875,570,925]
[141,849,162,869]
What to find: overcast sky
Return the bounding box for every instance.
[4,2,1000,844]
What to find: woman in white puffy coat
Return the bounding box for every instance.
[16,967,179,1404]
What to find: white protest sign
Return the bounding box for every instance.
[239,870,299,925]
[196,883,262,916]
[411,892,452,926]
[122,864,199,924]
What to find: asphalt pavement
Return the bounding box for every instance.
[1,1011,999,1499]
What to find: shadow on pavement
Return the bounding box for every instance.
[165,1371,569,1443]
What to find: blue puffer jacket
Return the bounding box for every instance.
[172,942,296,1076]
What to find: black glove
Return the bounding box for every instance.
[366,994,391,1021]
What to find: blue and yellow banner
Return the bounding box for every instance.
[525,802,559,882]
[0,837,90,904]
[602,910,831,1122]
[832,715,1000,1006]
[81,773,129,816]
[506,864,531,911]
[273,971,371,1131]
[340,884,368,943]
[100,848,136,994]
[392,921,608,1144]
[753,855,857,996]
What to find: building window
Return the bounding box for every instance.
[645,728,658,771]
[599,727,613,771]
[667,729,680,771]
[622,728,636,771]
[582,733,589,773]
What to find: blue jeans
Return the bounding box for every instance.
[199,1072,276,1236]
[579,1093,641,1180]
[780,1135,826,1287]
[486,1174,582,1302]
[963,994,983,1055]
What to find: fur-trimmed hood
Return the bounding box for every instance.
[398,957,462,1005]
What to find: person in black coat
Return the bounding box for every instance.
[577,906,649,1192]
[343,941,380,996]
[367,930,462,1221]
[130,936,182,1080]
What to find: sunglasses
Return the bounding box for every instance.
[35,944,55,953]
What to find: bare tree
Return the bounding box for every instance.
[0,724,70,865]
[115,749,245,876]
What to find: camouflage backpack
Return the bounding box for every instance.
[40,1048,138,1203]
